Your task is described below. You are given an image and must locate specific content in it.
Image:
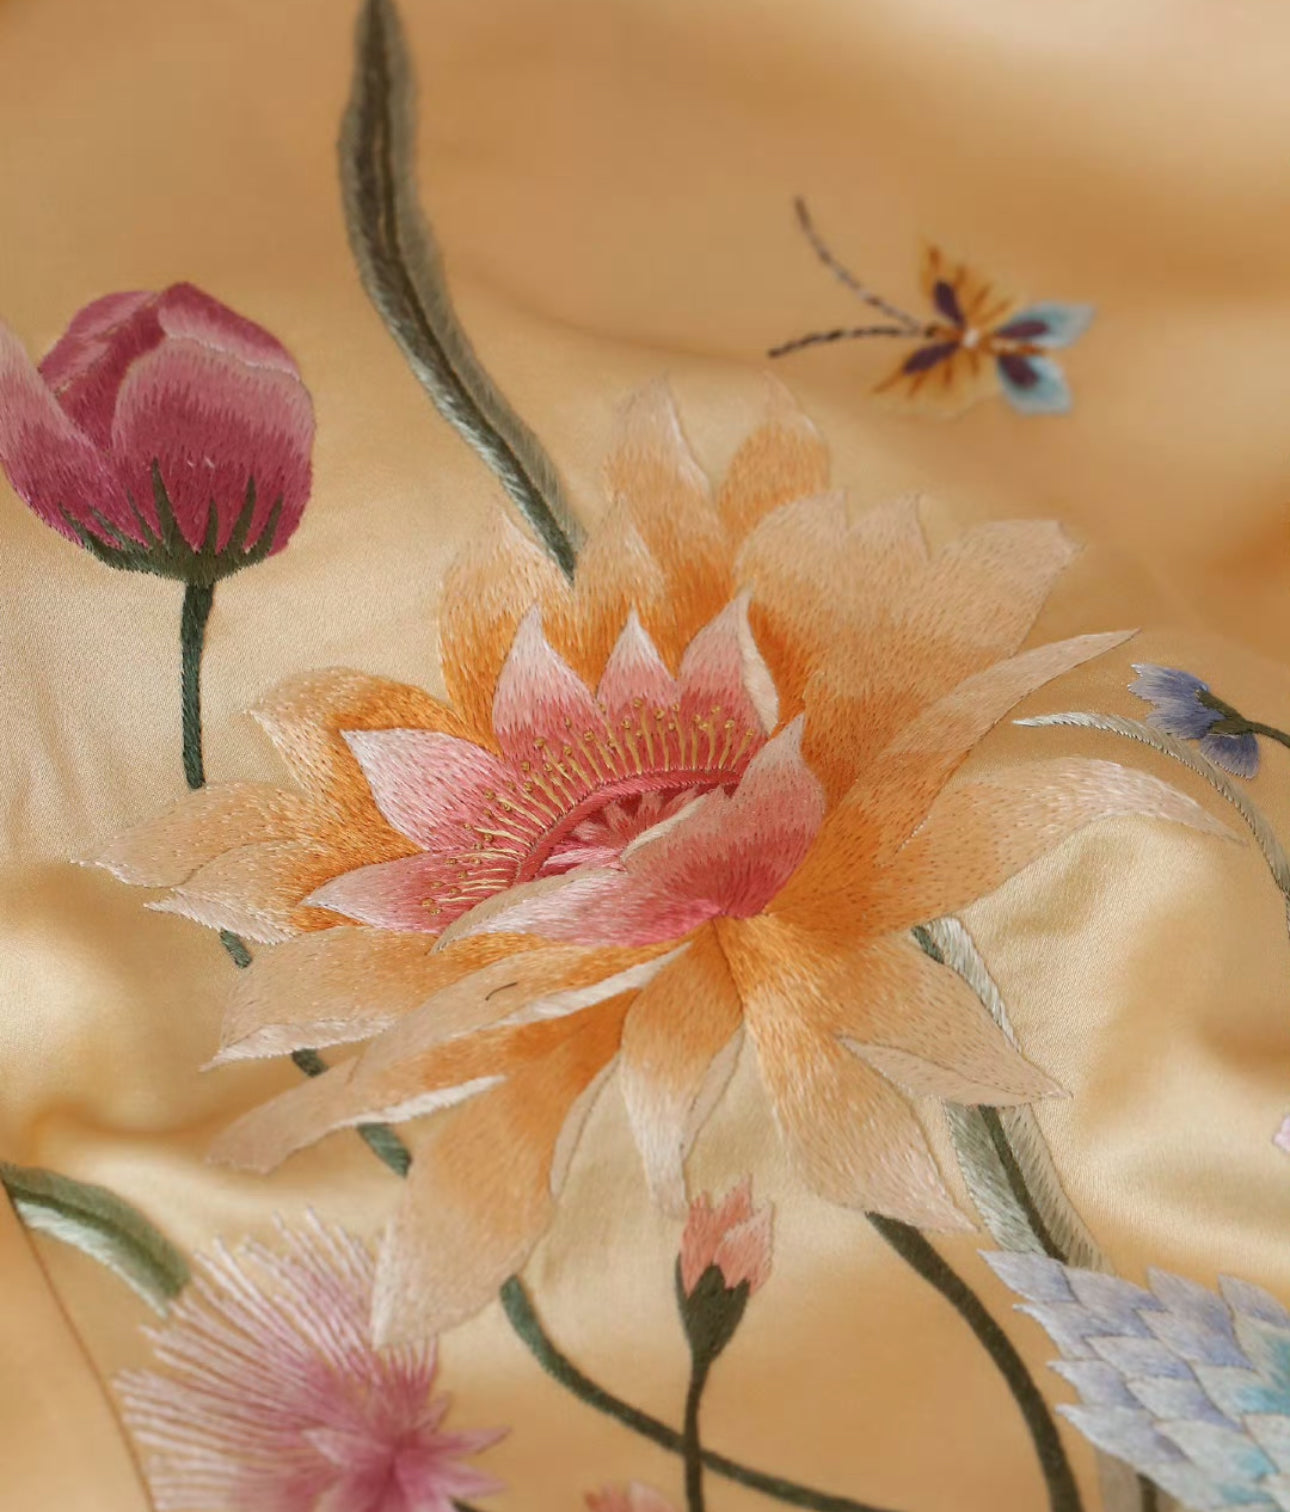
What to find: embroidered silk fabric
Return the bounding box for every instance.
[4,1,1290,1507]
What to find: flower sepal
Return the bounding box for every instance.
[674,1258,752,1368]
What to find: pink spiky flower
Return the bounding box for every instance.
[586,1486,677,1512]
[679,1178,773,1300]
[115,1214,504,1512]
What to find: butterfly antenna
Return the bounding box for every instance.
[792,198,922,332]
[768,323,917,359]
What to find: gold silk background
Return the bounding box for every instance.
[3,0,1290,1505]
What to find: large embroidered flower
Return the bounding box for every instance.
[102,381,1223,1341]
[116,1214,504,1511]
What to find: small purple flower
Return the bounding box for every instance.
[1129,663,1260,778]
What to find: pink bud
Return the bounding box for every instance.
[586,1485,678,1512]
[678,1176,773,1298]
[0,284,313,580]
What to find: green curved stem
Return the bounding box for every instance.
[498,1276,896,1512]
[867,1216,1082,1512]
[180,581,215,790]
[683,1356,711,1511]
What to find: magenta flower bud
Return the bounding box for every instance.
[0,284,314,583]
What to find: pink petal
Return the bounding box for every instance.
[678,593,779,738]
[492,607,610,769]
[111,334,314,553]
[0,322,140,543]
[344,730,514,850]
[156,282,302,375]
[1275,1116,1290,1156]
[596,609,680,719]
[306,854,458,933]
[38,290,162,449]
[713,1204,774,1294]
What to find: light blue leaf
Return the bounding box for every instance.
[1237,1317,1290,1395]
[999,301,1096,347]
[1224,1279,1290,1330]
[1249,1415,1290,1473]
[982,1251,1073,1304]
[1093,1333,1196,1380]
[1196,1364,1289,1419]
[1131,1374,1237,1427]
[998,352,1074,415]
[1054,1360,1138,1408]
[1148,1307,1250,1369]
[1062,1403,1182,1464]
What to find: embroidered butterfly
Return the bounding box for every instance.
[770,199,1094,417]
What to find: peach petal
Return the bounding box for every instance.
[371,1000,630,1343]
[863,756,1233,934]
[715,377,831,538]
[822,933,1062,1105]
[717,915,970,1229]
[343,730,511,850]
[439,509,574,742]
[619,931,744,1212]
[96,782,320,887]
[568,508,672,684]
[777,631,1135,922]
[603,382,732,664]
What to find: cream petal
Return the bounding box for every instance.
[214,930,534,1062]
[343,729,514,850]
[866,756,1233,934]
[151,839,333,943]
[96,782,319,887]
[371,1003,628,1343]
[619,931,745,1213]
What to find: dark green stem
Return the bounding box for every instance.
[868,1215,1082,1512]
[180,581,215,791]
[291,1049,411,1177]
[1243,720,1290,751]
[498,1276,896,1512]
[683,1355,711,1512]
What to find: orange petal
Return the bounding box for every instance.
[372,996,631,1342]
[780,631,1134,916]
[565,505,671,684]
[439,510,574,743]
[715,915,970,1229]
[96,782,321,887]
[214,929,544,1061]
[619,928,744,1213]
[601,382,733,666]
[864,756,1232,934]
[715,377,831,539]
[816,932,1060,1105]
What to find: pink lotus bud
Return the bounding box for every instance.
[679,1177,773,1299]
[586,1486,677,1512]
[0,284,313,582]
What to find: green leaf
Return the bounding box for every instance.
[1,1162,189,1313]
[339,0,582,579]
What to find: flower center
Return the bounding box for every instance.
[454,698,761,904]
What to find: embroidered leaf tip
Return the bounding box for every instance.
[340,0,583,577]
[1,1162,189,1313]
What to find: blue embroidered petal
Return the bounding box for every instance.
[992,1254,1290,1508]
[1130,663,1223,741]
[984,1252,1074,1304]
[1199,730,1261,779]
[996,352,1074,415]
[995,301,1096,348]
